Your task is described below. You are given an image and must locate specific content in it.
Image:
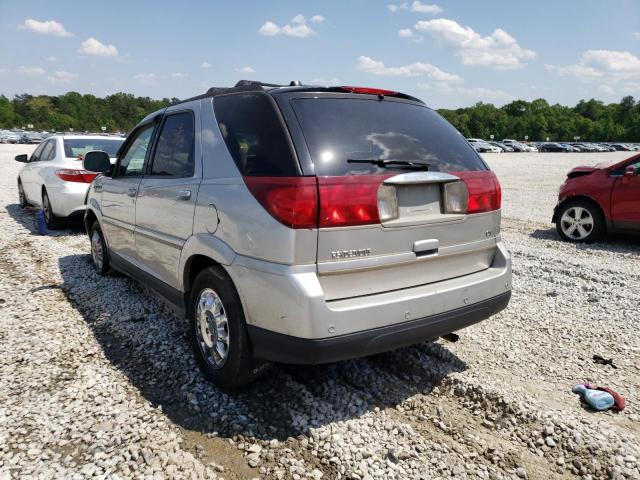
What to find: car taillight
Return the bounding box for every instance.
[55,169,98,183]
[318,175,393,227]
[242,176,318,229]
[338,86,398,96]
[448,171,501,214]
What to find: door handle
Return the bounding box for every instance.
[177,189,191,200]
[127,188,137,197]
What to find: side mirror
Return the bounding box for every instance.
[83,150,111,174]
[14,154,28,163]
[625,165,637,177]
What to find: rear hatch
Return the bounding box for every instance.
[282,91,502,300]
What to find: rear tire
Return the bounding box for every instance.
[556,199,605,243]
[188,266,268,388]
[90,222,110,275]
[42,189,63,229]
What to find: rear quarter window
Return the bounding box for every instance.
[290,97,486,176]
[213,93,299,176]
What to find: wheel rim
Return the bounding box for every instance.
[18,183,25,206]
[195,288,230,369]
[560,206,594,240]
[43,194,51,222]
[91,230,104,271]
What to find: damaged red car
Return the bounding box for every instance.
[553,154,640,242]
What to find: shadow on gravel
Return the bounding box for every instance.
[57,253,467,443]
[5,203,85,236]
[531,227,640,254]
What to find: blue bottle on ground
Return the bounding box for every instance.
[36,210,48,235]
[572,384,615,411]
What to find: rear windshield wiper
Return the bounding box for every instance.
[347,158,430,171]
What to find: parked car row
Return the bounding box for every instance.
[466,137,640,153]
[1,129,126,145]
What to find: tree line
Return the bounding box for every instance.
[1,91,639,141]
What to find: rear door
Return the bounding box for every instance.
[20,141,47,202]
[611,158,640,230]
[286,94,501,300]
[26,139,55,204]
[134,104,200,289]
[101,123,156,265]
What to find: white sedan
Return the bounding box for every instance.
[15,135,124,229]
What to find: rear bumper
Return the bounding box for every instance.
[248,291,510,364]
[47,182,89,217]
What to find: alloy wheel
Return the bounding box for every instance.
[560,206,594,240]
[90,230,104,272]
[195,288,230,369]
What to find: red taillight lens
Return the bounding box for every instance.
[339,86,398,96]
[242,176,318,229]
[55,169,98,183]
[318,175,392,227]
[452,171,502,214]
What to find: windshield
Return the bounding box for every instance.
[63,138,124,158]
[290,97,486,176]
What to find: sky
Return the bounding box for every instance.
[0,0,639,109]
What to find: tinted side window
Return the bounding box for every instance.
[116,125,154,177]
[39,140,54,163]
[213,93,298,176]
[150,112,195,177]
[29,142,47,162]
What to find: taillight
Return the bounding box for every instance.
[317,175,393,227]
[448,171,502,214]
[55,169,98,183]
[242,177,318,229]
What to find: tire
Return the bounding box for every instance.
[90,222,110,275]
[556,199,605,243]
[42,189,63,229]
[18,180,26,208]
[188,266,268,388]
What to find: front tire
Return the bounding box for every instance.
[42,189,63,229]
[188,267,267,388]
[556,199,605,243]
[18,180,26,208]
[90,222,110,275]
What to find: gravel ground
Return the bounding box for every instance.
[0,145,638,480]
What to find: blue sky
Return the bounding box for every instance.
[1,0,639,108]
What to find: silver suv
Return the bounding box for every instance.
[83,81,512,387]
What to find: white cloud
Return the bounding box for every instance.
[599,85,615,95]
[310,15,325,24]
[398,28,413,37]
[237,66,256,74]
[258,14,318,38]
[47,70,78,83]
[388,3,408,12]
[410,1,442,14]
[356,56,462,84]
[633,32,640,39]
[414,18,536,69]
[133,73,158,85]
[46,56,56,62]
[78,37,118,57]
[20,19,73,37]
[201,62,212,68]
[546,50,640,95]
[17,66,46,76]
[170,72,189,79]
[311,77,342,85]
[457,87,514,102]
[0,68,10,76]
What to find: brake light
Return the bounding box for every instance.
[339,86,398,96]
[55,169,98,183]
[318,175,392,227]
[450,171,501,214]
[242,177,318,229]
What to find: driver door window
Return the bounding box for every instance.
[116,125,154,177]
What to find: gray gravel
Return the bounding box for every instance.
[0,145,638,480]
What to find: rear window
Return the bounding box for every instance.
[291,98,486,176]
[213,93,298,176]
[63,138,123,158]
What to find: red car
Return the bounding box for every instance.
[553,154,640,242]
